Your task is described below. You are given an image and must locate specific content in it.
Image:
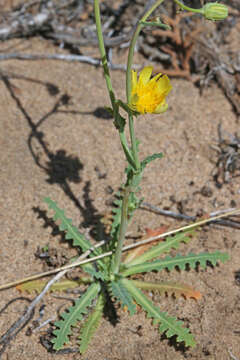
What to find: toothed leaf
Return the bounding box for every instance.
[132,280,202,300]
[127,230,195,266]
[109,279,136,315]
[44,197,92,252]
[79,292,105,353]
[84,267,106,281]
[52,282,100,350]
[141,152,163,170]
[16,278,91,294]
[121,251,229,276]
[123,278,196,347]
[110,196,122,238]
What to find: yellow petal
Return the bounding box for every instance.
[131,70,137,89]
[157,75,172,95]
[150,72,162,84]
[154,101,168,114]
[138,66,153,85]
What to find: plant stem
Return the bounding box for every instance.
[128,112,140,169]
[113,0,168,273]
[112,187,130,274]
[173,0,202,14]
[126,0,166,168]
[126,0,166,103]
[94,0,115,108]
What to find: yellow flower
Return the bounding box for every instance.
[129,66,172,114]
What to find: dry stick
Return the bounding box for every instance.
[1,209,239,291]
[228,349,240,360]
[0,241,105,352]
[141,203,240,229]
[0,296,34,355]
[0,52,130,70]
[0,53,100,64]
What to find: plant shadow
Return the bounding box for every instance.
[1,71,111,244]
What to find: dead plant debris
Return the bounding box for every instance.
[212,123,240,186]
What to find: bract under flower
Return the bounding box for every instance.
[129,66,172,114]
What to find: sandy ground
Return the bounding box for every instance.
[0,35,240,360]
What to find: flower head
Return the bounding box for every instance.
[129,66,172,114]
[201,2,228,21]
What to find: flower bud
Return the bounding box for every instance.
[201,2,228,21]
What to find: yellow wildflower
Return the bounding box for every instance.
[129,66,172,114]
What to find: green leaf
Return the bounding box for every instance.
[109,278,136,315]
[141,152,163,171]
[159,251,230,271]
[44,198,92,252]
[121,251,229,277]
[52,282,100,350]
[84,267,106,281]
[140,20,171,30]
[79,292,105,353]
[131,280,202,300]
[44,198,106,270]
[122,278,196,347]
[110,196,122,239]
[16,278,92,294]
[126,230,194,266]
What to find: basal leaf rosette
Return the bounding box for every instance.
[129,66,172,114]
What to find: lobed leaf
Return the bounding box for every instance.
[79,292,105,353]
[141,152,163,170]
[132,280,202,300]
[157,251,230,271]
[110,195,122,239]
[52,282,100,350]
[123,226,168,264]
[121,251,229,276]
[122,229,195,267]
[44,198,106,271]
[44,197,92,252]
[109,278,137,315]
[84,267,107,282]
[16,278,91,294]
[122,278,196,347]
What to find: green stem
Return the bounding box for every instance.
[119,131,137,170]
[113,0,169,274]
[126,0,166,169]
[112,187,130,274]
[126,0,166,103]
[94,0,137,171]
[94,0,115,108]
[128,113,140,169]
[173,0,202,14]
